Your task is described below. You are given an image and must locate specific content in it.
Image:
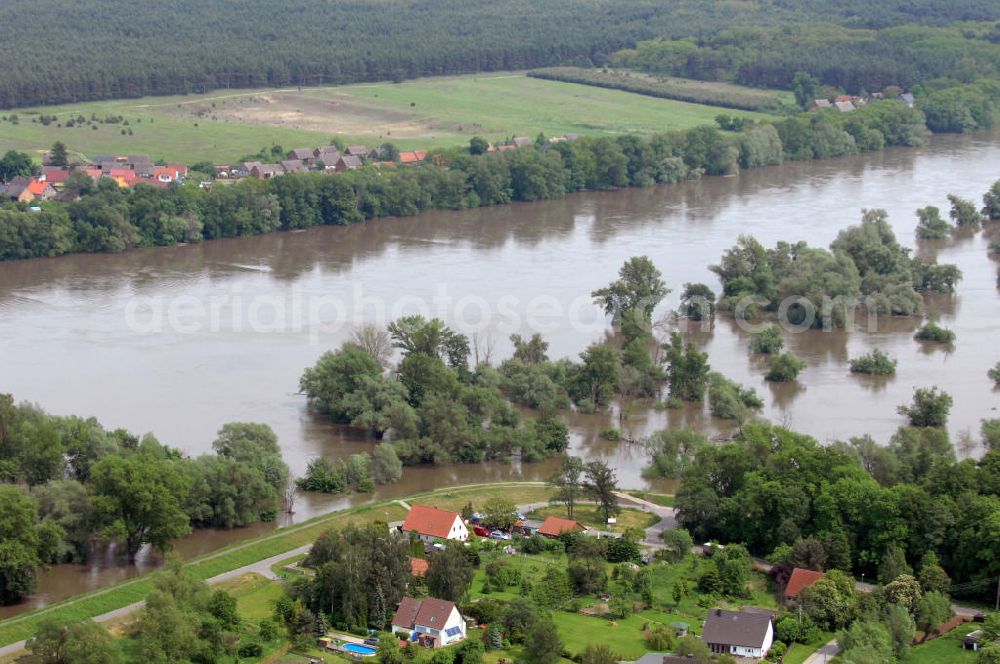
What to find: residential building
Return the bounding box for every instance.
[900,92,915,108]
[511,136,532,148]
[391,597,466,648]
[783,568,825,604]
[334,155,363,172]
[834,100,856,113]
[1,177,35,202]
[314,146,342,165]
[27,180,55,200]
[811,99,832,109]
[401,505,468,542]
[251,164,284,180]
[287,148,315,162]
[399,150,427,165]
[280,160,309,175]
[537,516,587,538]
[40,167,72,186]
[345,145,368,157]
[701,609,774,659]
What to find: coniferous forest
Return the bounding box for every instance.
[2,0,1000,109]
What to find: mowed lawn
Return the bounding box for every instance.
[0,73,773,164]
[526,505,660,532]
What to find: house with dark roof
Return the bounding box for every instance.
[391,597,466,648]
[287,148,315,162]
[313,146,342,165]
[783,568,825,604]
[401,505,468,542]
[251,164,284,180]
[510,137,532,148]
[0,177,35,202]
[334,155,363,172]
[537,516,587,538]
[280,160,309,175]
[701,609,774,659]
[345,145,368,157]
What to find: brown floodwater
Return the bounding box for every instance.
[1,132,999,616]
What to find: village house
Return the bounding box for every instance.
[40,166,72,187]
[536,516,587,538]
[834,100,856,113]
[783,568,825,605]
[701,609,774,660]
[390,597,466,648]
[510,136,532,148]
[398,150,427,165]
[401,505,468,543]
[313,146,342,165]
[27,180,56,200]
[0,177,36,202]
[286,148,315,162]
[251,164,284,180]
[900,92,915,108]
[334,155,363,172]
[811,99,832,109]
[280,160,309,175]
[345,144,368,157]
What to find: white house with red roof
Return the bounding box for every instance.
[401,505,468,543]
[391,597,466,648]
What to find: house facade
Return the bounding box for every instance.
[401,505,468,543]
[391,597,466,648]
[701,609,774,660]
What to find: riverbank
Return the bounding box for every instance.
[0,482,553,650]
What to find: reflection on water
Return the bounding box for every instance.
[1,132,999,614]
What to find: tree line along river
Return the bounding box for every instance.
[0,131,998,617]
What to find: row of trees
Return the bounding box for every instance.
[0,396,292,603]
[0,102,979,263]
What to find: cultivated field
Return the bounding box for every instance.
[0,73,774,164]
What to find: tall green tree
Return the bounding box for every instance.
[548,455,585,519]
[583,460,619,523]
[591,256,669,325]
[26,617,119,664]
[89,455,191,563]
[426,543,474,602]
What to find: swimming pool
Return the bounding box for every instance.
[342,643,377,656]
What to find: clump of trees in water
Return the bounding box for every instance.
[849,349,897,375]
[711,209,962,328]
[0,398,294,603]
[914,321,956,344]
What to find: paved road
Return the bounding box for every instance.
[802,639,839,664]
[0,544,314,660]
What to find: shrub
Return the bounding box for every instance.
[914,321,956,343]
[915,206,951,239]
[749,324,784,354]
[849,349,897,375]
[766,353,806,382]
[989,362,1000,385]
[238,641,264,657]
[897,387,953,427]
[600,428,621,441]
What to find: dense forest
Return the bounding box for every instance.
[612,22,1000,98]
[2,1,1000,108]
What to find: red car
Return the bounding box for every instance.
[472,525,490,537]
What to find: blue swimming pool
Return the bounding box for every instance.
[342,644,377,656]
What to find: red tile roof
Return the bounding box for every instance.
[401,505,462,539]
[410,557,429,577]
[41,167,71,184]
[537,516,586,537]
[399,151,424,164]
[785,568,826,598]
[27,180,50,195]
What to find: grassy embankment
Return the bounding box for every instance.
[0,482,553,649]
[0,73,776,163]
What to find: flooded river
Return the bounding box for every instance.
[1,132,998,614]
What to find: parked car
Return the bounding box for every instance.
[472,525,490,537]
[489,530,511,540]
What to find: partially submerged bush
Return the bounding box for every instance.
[849,349,897,375]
